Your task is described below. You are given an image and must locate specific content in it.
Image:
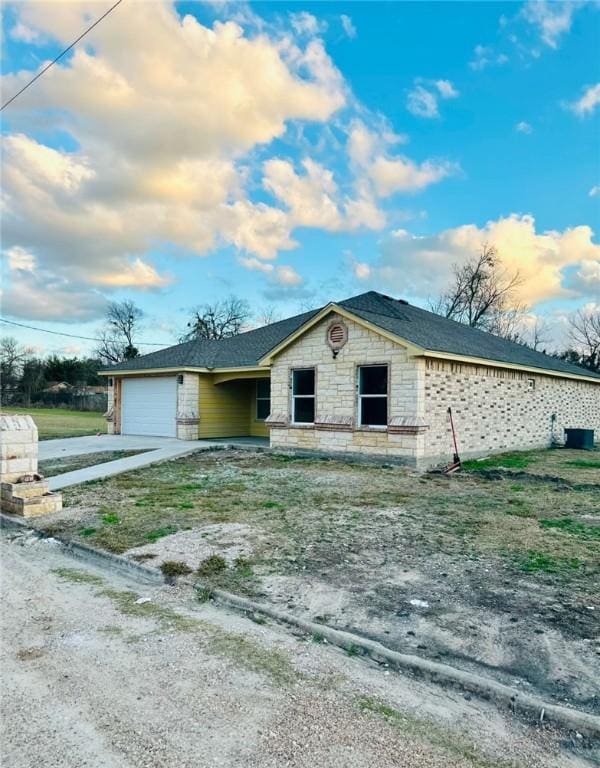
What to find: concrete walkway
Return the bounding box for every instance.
[39,434,200,460]
[42,434,270,490]
[47,442,214,491]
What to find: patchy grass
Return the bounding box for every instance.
[52,567,104,585]
[356,697,512,768]
[539,517,600,540]
[462,452,536,471]
[198,556,260,597]
[145,525,178,543]
[99,588,298,686]
[3,407,105,440]
[61,448,599,588]
[518,551,581,574]
[39,450,146,478]
[565,458,600,469]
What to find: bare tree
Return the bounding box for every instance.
[255,306,282,327]
[432,244,525,337]
[181,296,251,341]
[529,319,549,352]
[95,300,143,365]
[1,337,27,404]
[568,308,600,372]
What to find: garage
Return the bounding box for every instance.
[121,377,177,437]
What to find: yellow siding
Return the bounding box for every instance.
[198,375,270,439]
[249,380,270,438]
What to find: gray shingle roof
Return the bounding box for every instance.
[102,291,600,380]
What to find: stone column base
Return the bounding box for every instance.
[1,480,63,517]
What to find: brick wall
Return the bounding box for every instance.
[269,313,424,459]
[423,359,600,462]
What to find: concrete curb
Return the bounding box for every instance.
[2,510,598,738]
[0,513,162,584]
[191,583,600,739]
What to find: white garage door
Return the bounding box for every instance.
[121,377,177,437]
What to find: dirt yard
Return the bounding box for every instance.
[35,447,600,715]
[1,532,592,768]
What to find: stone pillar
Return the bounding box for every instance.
[0,413,62,517]
[176,373,200,440]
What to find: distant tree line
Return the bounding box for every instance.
[0,338,104,409]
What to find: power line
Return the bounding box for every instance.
[0,317,167,347]
[1,0,125,111]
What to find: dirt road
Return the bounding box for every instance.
[0,532,592,768]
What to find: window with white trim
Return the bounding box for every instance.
[292,368,315,424]
[256,379,271,420]
[358,365,388,427]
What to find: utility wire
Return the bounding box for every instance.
[0,317,167,347]
[1,0,125,111]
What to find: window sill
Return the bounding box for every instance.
[355,426,388,432]
[290,422,315,429]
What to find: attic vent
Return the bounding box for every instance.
[326,321,348,353]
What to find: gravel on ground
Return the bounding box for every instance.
[1,531,593,768]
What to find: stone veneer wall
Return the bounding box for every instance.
[106,379,115,434]
[269,313,425,460]
[422,358,600,463]
[176,373,200,440]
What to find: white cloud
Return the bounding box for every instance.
[9,21,39,43]
[567,83,600,117]
[590,186,600,197]
[4,246,36,272]
[407,85,439,118]
[93,258,173,289]
[516,121,533,134]
[1,1,353,318]
[276,265,303,286]
[567,259,600,294]
[262,157,386,233]
[2,269,107,322]
[290,12,326,36]
[237,256,274,274]
[469,44,509,71]
[435,80,459,99]
[340,15,357,39]
[376,214,600,307]
[353,261,371,280]
[370,156,456,196]
[347,122,457,197]
[406,79,459,119]
[522,1,578,49]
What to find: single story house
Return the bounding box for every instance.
[99,291,600,467]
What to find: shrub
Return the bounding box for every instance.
[196,554,227,577]
[160,560,193,579]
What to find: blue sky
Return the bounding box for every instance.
[1,0,599,356]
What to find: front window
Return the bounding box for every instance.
[358,365,388,427]
[292,368,315,423]
[256,379,271,420]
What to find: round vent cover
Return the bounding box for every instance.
[326,321,348,351]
